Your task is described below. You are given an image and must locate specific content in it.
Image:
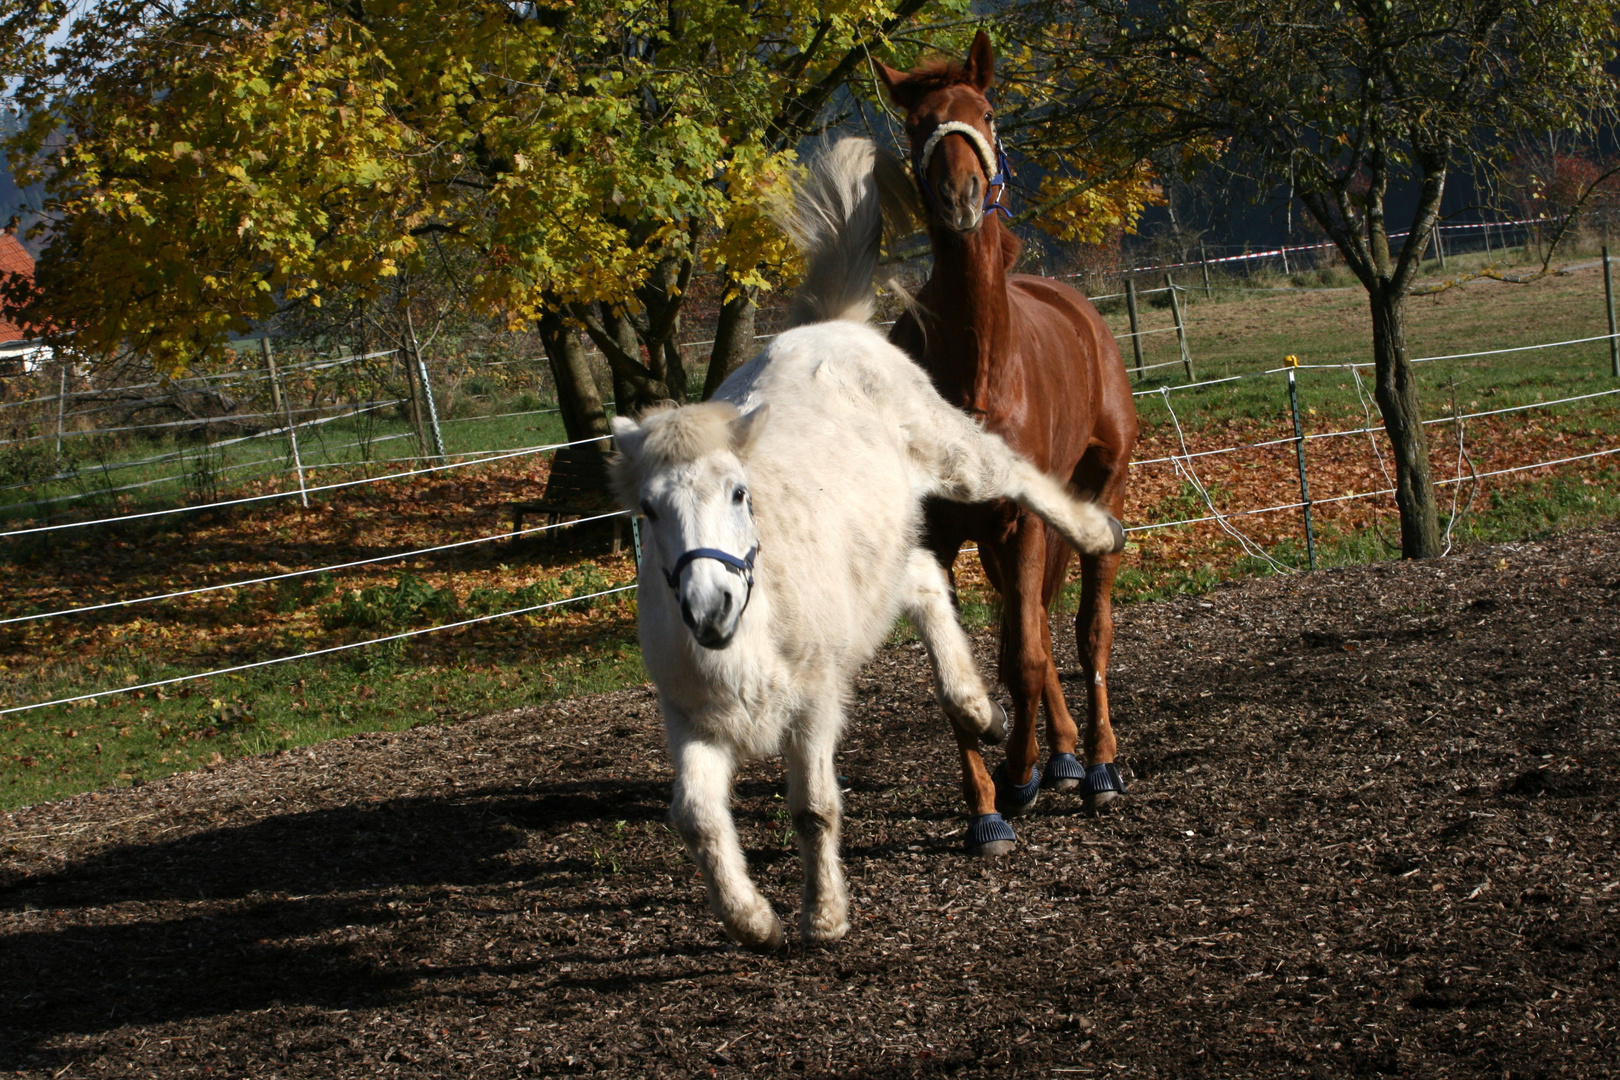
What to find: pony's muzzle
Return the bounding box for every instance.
[678,569,746,649]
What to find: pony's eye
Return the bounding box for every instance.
[640,501,657,521]
[732,486,747,505]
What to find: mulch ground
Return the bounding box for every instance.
[2,524,1618,1079]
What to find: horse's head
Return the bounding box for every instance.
[610,402,770,650]
[876,29,1007,236]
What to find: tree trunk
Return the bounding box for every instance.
[1369,288,1443,558]
[662,335,688,403]
[702,282,759,400]
[600,303,649,416]
[537,311,610,445]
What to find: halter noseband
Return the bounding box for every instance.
[913,120,1014,221]
[662,545,758,593]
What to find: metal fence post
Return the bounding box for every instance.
[1124,277,1144,375]
[1605,246,1619,379]
[265,337,309,508]
[1284,355,1316,570]
[1165,274,1195,382]
[260,335,282,415]
[54,365,66,459]
[406,311,447,462]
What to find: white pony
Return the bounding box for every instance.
[609,138,1124,952]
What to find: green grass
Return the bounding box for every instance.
[1,623,644,810]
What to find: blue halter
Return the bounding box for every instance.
[662,545,758,591]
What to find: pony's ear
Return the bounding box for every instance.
[963,29,995,93]
[874,60,919,112]
[729,404,770,459]
[609,414,643,457]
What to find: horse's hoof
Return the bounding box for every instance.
[964,812,1016,858]
[981,700,1008,746]
[992,762,1042,817]
[1082,761,1126,811]
[1106,515,1126,554]
[1042,752,1086,792]
[801,915,851,947]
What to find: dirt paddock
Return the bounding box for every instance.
[3,525,1618,1078]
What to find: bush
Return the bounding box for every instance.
[322,572,460,631]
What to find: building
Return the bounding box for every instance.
[0,231,50,374]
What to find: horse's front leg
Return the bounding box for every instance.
[992,513,1054,820]
[667,731,783,952]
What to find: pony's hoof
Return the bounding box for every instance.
[1041,752,1086,792]
[992,762,1042,817]
[1082,761,1126,811]
[964,812,1016,858]
[726,909,786,953]
[981,700,1008,745]
[801,914,851,947]
[1106,515,1126,554]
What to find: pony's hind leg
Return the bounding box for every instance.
[901,549,1005,746]
[667,731,784,952]
[784,703,850,945]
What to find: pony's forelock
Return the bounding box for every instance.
[611,401,743,506]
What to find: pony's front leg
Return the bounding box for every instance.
[784,707,850,945]
[668,733,784,952]
[901,549,1006,745]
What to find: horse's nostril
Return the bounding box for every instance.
[721,593,733,615]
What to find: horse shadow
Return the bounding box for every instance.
[0,777,673,1067]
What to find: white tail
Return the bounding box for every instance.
[779,138,920,328]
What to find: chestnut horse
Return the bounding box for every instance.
[877,30,1139,857]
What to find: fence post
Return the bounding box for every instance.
[1165,274,1195,382]
[260,335,282,414]
[1432,225,1447,270]
[1200,242,1213,297]
[55,365,67,459]
[1606,246,1619,379]
[1280,244,1290,276]
[265,336,309,508]
[405,309,447,462]
[1284,355,1316,570]
[1124,277,1144,375]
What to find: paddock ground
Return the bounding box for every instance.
[2,524,1617,1079]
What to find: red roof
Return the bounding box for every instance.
[0,233,37,343]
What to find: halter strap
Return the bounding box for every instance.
[913,120,1014,221]
[662,545,758,591]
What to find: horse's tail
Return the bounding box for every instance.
[780,137,920,328]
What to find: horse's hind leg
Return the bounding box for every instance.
[668,731,784,952]
[901,550,1005,746]
[1072,437,1132,809]
[784,701,850,945]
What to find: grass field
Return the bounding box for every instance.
[3,243,1618,810]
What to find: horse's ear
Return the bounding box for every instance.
[874,59,918,112]
[729,404,770,459]
[609,414,642,457]
[964,28,994,93]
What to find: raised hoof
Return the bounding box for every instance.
[964,812,1016,858]
[1106,515,1127,554]
[726,911,786,954]
[1042,752,1086,792]
[992,762,1042,817]
[1082,761,1126,812]
[981,700,1008,746]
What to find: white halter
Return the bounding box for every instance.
[916,120,1000,184]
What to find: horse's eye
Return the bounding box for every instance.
[640,501,657,521]
[984,111,993,121]
[732,486,747,505]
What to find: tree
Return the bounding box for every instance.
[0,0,963,443]
[1008,0,1620,557]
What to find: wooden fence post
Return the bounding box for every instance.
[1605,246,1619,379]
[1200,242,1213,297]
[1124,278,1144,375]
[1165,275,1195,382]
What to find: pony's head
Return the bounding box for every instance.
[876,29,1008,237]
[610,402,770,650]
